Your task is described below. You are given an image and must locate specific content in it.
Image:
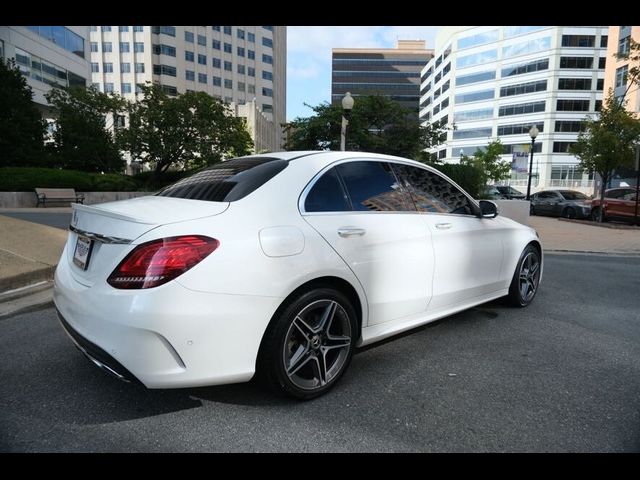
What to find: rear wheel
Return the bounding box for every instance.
[507,245,541,307]
[257,288,357,400]
[591,207,606,222]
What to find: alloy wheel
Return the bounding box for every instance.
[518,252,540,303]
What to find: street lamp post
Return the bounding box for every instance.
[526,125,539,200]
[340,92,354,151]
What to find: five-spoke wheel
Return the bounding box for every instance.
[507,245,541,307]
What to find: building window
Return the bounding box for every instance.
[262,53,273,65]
[198,34,206,46]
[224,79,233,89]
[618,35,631,55]
[502,37,551,58]
[498,101,546,116]
[212,39,220,50]
[198,54,206,65]
[262,87,273,97]
[237,64,245,74]
[452,127,493,140]
[153,44,176,57]
[248,32,255,43]
[25,26,86,58]
[558,78,592,90]
[263,104,273,113]
[135,62,145,73]
[595,100,602,111]
[153,64,177,77]
[133,26,144,32]
[185,51,194,62]
[237,29,245,40]
[120,42,130,53]
[497,122,544,136]
[103,42,113,53]
[136,83,143,93]
[238,81,245,91]
[198,73,207,84]
[248,50,255,60]
[553,142,576,153]
[457,49,498,69]
[186,70,195,81]
[119,26,129,33]
[262,37,273,48]
[212,58,221,68]
[212,26,220,32]
[455,89,494,104]
[121,63,131,73]
[457,29,499,50]
[90,26,97,32]
[248,84,255,94]
[134,42,144,53]
[122,83,131,93]
[555,120,586,133]
[101,26,112,32]
[162,85,177,96]
[213,76,221,86]
[223,26,232,35]
[237,47,245,57]
[561,35,595,47]
[556,99,590,111]
[248,67,255,77]
[559,57,593,69]
[224,43,232,53]
[615,65,629,88]
[185,31,194,43]
[500,79,547,97]
[262,26,273,31]
[600,35,608,48]
[262,70,273,81]
[501,58,549,78]
[104,63,114,73]
[91,42,98,52]
[91,62,99,73]
[105,83,114,93]
[152,26,176,37]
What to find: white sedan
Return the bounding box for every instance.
[54,151,542,399]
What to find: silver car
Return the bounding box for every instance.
[529,190,591,219]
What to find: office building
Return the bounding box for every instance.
[89,26,286,152]
[0,26,90,116]
[420,26,608,194]
[332,40,434,114]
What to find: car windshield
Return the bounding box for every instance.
[559,191,587,200]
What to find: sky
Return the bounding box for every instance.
[286,26,442,121]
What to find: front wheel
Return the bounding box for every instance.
[507,245,541,307]
[257,288,357,400]
[562,207,576,219]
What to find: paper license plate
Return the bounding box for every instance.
[73,235,94,270]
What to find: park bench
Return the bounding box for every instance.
[35,188,85,207]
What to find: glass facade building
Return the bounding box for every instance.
[419,26,608,194]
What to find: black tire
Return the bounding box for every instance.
[591,207,607,222]
[507,245,541,307]
[529,204,536,215]
[562,207,576,219]
[257,288,357,400]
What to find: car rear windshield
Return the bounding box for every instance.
[559,191,587,200]
[156,157,288,202]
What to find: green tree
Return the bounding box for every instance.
[570,92,640,222]
[0,59,46,167]
[45,85,126,172]
[283,95,451,159]
[460,139,511,188]
[117,84,253,177]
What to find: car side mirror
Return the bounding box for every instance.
[479,200,499,219]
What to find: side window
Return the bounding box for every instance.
[392,163,475,215]
[336,161,413,212]
[304,168,351,212]
[606,190,623,199]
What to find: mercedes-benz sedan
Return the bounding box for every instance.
[54,151,543,399]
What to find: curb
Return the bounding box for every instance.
[0,281,54,319]
[544,249,640,257]
[0,265,56,294]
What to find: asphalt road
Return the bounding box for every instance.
[0,212,71,230]
[1,254,639,452]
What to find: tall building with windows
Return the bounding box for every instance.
[604,26,639,111]
[0,26,90,116]
[89,26,286,152]
[332,40,434,114]
[420,26,608,194]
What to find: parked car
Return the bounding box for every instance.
[529,190,591,219]
[54,151,542,400]
[494,185,526,200]
[588,187,639,224]
[481,185,503,200]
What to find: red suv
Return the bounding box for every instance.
[589,187,639,224]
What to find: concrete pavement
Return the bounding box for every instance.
[1,208,639,317]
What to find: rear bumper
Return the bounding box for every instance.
[53,258,284,389]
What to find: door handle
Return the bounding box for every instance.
[338,227,366,238]
[435,223,453,230]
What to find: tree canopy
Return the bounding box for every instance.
[283,95,450,159]
[117,83,254,175]
[45,85,126,172]
[461,139,511,187]
[0,59,46,167]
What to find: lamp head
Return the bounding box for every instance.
[342,92,354,111]
[529,125,539,140]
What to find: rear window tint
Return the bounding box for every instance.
[156,157,288,202]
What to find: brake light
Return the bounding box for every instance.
[107,235,219,289]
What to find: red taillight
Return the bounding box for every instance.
[107,235,219,289]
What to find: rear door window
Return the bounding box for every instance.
[336,161,414,212]
[157,157,288,202]
[304,168,351,212]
